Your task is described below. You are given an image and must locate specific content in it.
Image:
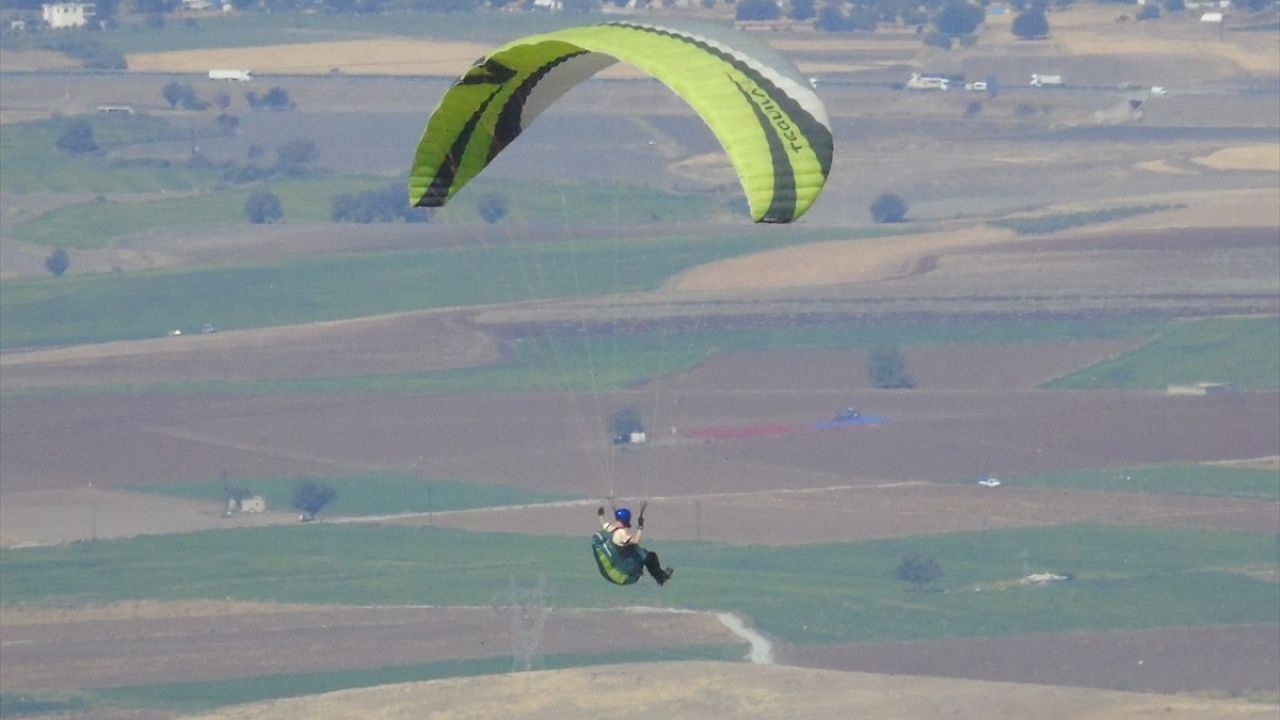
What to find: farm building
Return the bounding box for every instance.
[41,2,93,28]
[226,495,266,513]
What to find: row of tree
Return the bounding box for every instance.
[162,82,293,112]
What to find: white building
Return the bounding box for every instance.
[41,2,94,28]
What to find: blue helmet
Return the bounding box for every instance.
[614,508,631,524]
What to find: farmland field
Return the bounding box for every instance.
[1,5,1277,719]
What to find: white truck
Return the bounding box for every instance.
[1029,74,1063,87]
[906,73,950,91]
[209,69,252,82]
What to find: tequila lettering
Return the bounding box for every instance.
[750,86,805,153]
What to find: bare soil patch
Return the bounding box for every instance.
[185,660,1277,720]
[667,209,1276,296]
[0,48,79,73]
[4,340,1276,547]
[126,39,493,77]
[0,487,294,548]
[784,625,1280,697]
[0,309,499,390]
[0,604,736,690]
[667,225,1018,291]
[126,39,650,78]
[1192,144,1280,173]
[422,481,1280,545]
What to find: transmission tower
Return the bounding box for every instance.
[494,573,551,672]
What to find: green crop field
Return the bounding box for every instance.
[0,115,219,194]
[1046,316,1280,391]
[981,463,1280,500]
[3,523,1275,645]
[989,204,1178,235]
[9,175,717,249]
[1,310,1157,396]
[0,226,862,351]
[11,176,400,248]
[130,474,578,516]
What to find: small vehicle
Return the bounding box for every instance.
[1150,86,1168,96]
[833,407,862,422]
[977,477,1002,488]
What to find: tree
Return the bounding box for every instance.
[43,38,126,70]
[476,192,510,224]
[816,3,852,30]
[275,139,319,175]
[790,0,815,20]
[1012,8,1049,37]
[897,554,942,591]
[162,81,202,110]
[922,30,954,49]
[244,191,283,224]
[868,346,915,389]
[135,0,178,12]
[610,407,644,441]
[95,0,120,19]
[246,87,293,111]
[226,485,254,503]
[215,113,239,136]
[848,7,879,30]
[45,247,70,277]
[736,0,781,20]
[56,119,98,155]
[869,191,907,223]
[292,479,337,520]
[331,183,425,223]
[932,0,984,36]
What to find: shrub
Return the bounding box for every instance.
[55,119,98,155]
[44,247,70,277]
[215,113,239,136]
[868,346,915,388]
[869,191,908,223]
[1012,8,1050,37]
[736,0,781,20]
[933,0,984,36]
[331,183,425,224]
[292,479,337,520]
[897,555,942,590]
[244,190,283,224]
[476,192,510,224]
[246,87,293,111]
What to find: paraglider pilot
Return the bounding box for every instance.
[598,506,674,586]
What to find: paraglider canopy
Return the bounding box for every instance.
[408,20,833,223]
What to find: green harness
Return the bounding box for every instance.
[591,531,645,585]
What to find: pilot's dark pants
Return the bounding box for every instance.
[622,546,671,585]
